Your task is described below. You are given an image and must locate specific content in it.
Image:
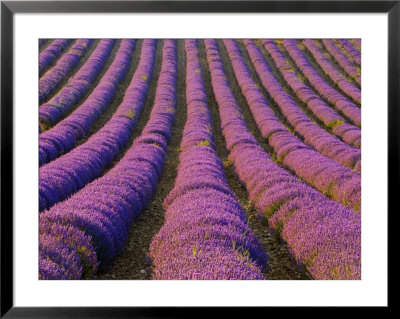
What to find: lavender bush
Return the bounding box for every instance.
[39,39,93,102]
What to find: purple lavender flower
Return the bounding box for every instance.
[39,40,178,279]
[39,39,93,102]
[149,39,267,280]
[39,39,73,74]
[204,39,360,279]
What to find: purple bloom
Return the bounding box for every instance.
[39,39,117,126]
[39,39,73,74]
[39,40,178,279]
[39,39,93,102]
[282,39,361,126]
[302,39,361,104]
[203,39,360,279]
[39,40,156,212]
[149,39,267,280]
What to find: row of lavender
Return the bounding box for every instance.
[282,40,361,127]
[351,39,361,52]
[39,39,116,128]
[240,40,361,210]
[262,40,361,148]
[321,39,361,86]
[242,40,361,171]
[39,40,136,166]
[206,39,360,280]
[39,40,154,212]
[149,39,267,280]
[39,39,93,102]
[40,39,178,279]
[39,39,47,47]
[337,39,361,65]
[39,39,72,75]
[302,39,361,104]
[38,38,360,167]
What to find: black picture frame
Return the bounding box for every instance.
[1,0,395,317]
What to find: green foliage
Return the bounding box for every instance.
[126,109,136,120]
[264,200,285,218]
[192,244,201,258]
[327,120,345,129]
[197,139,210,147]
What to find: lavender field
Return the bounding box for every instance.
[38,39,361,280]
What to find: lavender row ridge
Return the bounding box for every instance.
[39,39,178,279]
[302,39,361,104]
[350,39,361,53]
[205,39,360,280]
[224,39,360,211]
[39,39,93,103]
[39,40,136,166]
[321,39,361,86]
[262,40,361,148]
[336,39,361,66]
[39,39,73,75]
[148,39,267,280]
[39,39,116,128]
[281,40,361,126]
[39,40,156,212]
[39,39,47,47]
[242,40,361,170]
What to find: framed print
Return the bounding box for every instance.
[1,0,395,316]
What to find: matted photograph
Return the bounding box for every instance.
[38,38,361,281]
[1,0,393,314]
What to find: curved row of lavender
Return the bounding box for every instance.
[39,40,136,167]
[302,40,361,104]
[39,39,178,279]
[223,39,361,211]
[39,39,47,47]
[39,39,116,127]
[149,39,267,280]
[281,40,361,127]
[39,39,93,103]
[321,39,361,86]
[39,40,156,212]
[39,39,73,75]
[337,39,361,66]
[242,40,361,171]
[350,39,361,52]
[205,39,360,280]
[262,40,361,148]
